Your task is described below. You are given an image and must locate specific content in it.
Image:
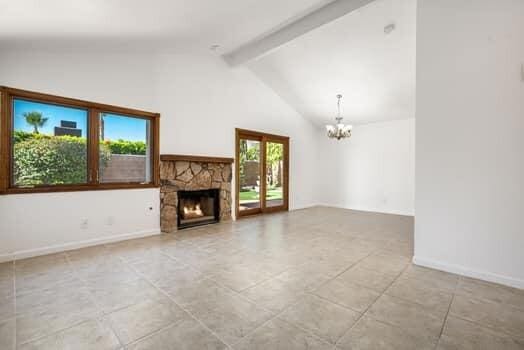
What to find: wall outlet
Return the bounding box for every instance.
[80,219,89,229]
[106,216,115,226]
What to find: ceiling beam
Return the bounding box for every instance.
[222,0,377,67]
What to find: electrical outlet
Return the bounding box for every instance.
[80,219,88,229]
[106,216,115,226]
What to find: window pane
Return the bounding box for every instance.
[239,139,261,211]
[12,99,88,186]
[99,113,151,183]
[265,142,284,207]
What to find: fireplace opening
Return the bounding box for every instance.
[177,189,219,229]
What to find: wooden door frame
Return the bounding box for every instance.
[235,128,289,218]
[261,136,289,214]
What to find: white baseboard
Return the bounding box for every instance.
[413,256,524,290]
[231,204,319,220]
[290,203,320,211]
[0,229,161,263]
[315,203,414,217]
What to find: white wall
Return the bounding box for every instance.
[153,54,319,211]
[415,0,524,288]
[0,53,161,261]
[318,119,415,216]
[0,52,319,261]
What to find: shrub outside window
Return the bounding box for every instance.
[0,87,160,194]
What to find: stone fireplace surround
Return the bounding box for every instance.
[160,154,233,232]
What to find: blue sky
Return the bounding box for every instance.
[14,99,148,142]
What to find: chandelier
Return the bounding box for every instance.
[326,94,352,140]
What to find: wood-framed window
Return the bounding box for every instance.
[235,128,289,218]
[0,86,160,194]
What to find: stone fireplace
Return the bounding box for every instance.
[160,154,233,232]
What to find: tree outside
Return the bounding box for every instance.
[23,111,48,134]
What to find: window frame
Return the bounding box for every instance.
[0,86,160,194]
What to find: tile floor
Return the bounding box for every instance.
[0,207,523,349]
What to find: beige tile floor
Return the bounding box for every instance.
[0,207,523,349]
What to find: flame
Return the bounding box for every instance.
[183,203,203,217]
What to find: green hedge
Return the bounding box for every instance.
[14,135,89,185]
[13,130,37,143]
[11,132,143,186]
[14,131,147,155]
[101,139,146,155]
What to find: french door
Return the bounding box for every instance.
[235,128,289,218]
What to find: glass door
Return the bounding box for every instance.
[263,140,287,212]
[236,129,289,218]
[237,135,262,216]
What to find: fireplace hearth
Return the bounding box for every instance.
[178,189,219,229]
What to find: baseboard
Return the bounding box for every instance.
[290,203,320,211]
[315,203,414,217]
[0,229,161,263]
[413,256,524,290]
[231,203,319,220]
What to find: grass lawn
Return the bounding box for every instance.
[239,187,283,202]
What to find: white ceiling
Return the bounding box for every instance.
[0,0,331,52]
[248,0,417,126]
[1,0,416,126]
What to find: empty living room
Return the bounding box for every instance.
[0,0,523,349]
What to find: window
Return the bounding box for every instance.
[12,99,89,187]
[99,113,152,184]
[0,87,160,194]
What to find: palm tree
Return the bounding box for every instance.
[23,111,48,134]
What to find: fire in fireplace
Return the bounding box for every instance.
[177,189,219,229]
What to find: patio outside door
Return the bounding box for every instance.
[235,129,289,218]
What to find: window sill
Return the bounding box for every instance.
[1,183,159,195]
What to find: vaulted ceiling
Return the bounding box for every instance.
[247,0,416,126]
[1,0,416,126]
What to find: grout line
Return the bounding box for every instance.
[204,259,298,295]
[381,280,455,313]
[443,313,524,342]
[16,315,95,346]
[307,291,370,316]
[432,266,462,350]
[123,230,354,348]
[435,293,454,350]
[8,210,459,350]
[122,254,235,350]
[229,292,332,349]
[334,262,411,347]
[227,249,379,348]
[123,320,181,348]
[63,251,127,349]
